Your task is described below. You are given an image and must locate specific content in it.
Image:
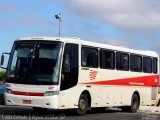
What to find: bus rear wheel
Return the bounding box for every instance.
[121,94,140,113]
[130,94,140,113]
[76,94,88,116]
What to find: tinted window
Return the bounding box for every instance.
[143,57,152,73]
[82,46,98,68]
[61,43,78,90]
[6,41,62,85]
[130,54,142,72]
[153,58,158,74]
[116,52,129,71]
[100,49,115,69]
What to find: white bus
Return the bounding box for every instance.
[1,37,159,115]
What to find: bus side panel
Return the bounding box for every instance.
[79,68,156,107]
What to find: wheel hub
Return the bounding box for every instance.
[79,99,86,110]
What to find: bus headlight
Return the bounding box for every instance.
[44,91,59,96]
[5,88,13,94]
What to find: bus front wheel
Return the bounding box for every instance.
[76,94,88,115]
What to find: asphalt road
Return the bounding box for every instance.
[0,105,159,120]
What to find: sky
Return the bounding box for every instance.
[0,0,160,65]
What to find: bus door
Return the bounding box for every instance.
[59,43,79,108]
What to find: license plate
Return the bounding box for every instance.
[23,100,32,104]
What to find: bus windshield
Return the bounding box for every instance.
[6,41,63,85]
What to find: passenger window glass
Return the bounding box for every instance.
[116,52,129,71]
[153,58,158,74]
[82,47,98,68]
[100,50,115,69]
[143,57,152,73]
[130,54,142,72]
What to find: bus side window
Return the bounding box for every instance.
[143,57,152,73]
[60,43,78,91]
[81,46,98,68]
[116,52,129,71]
[130,54,142,72]
[153,58,158,74]
[100,49,115,69]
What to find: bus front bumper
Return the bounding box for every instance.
[5,93,59,109]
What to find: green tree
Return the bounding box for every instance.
[0,71,6,82]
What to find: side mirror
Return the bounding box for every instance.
[0,52,10,69]
[1,55,4,66]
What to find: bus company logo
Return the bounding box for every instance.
[89,70,98,80]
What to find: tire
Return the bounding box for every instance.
[121,94,139,113]
[76,94,88,116]
[130,94,140,113]
[33,107,48,114]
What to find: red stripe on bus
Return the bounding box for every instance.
[81,75,159,87]
[13,91,44,96]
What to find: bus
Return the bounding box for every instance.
[1,37,159,115]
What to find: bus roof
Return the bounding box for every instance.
[16,37,159,58]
